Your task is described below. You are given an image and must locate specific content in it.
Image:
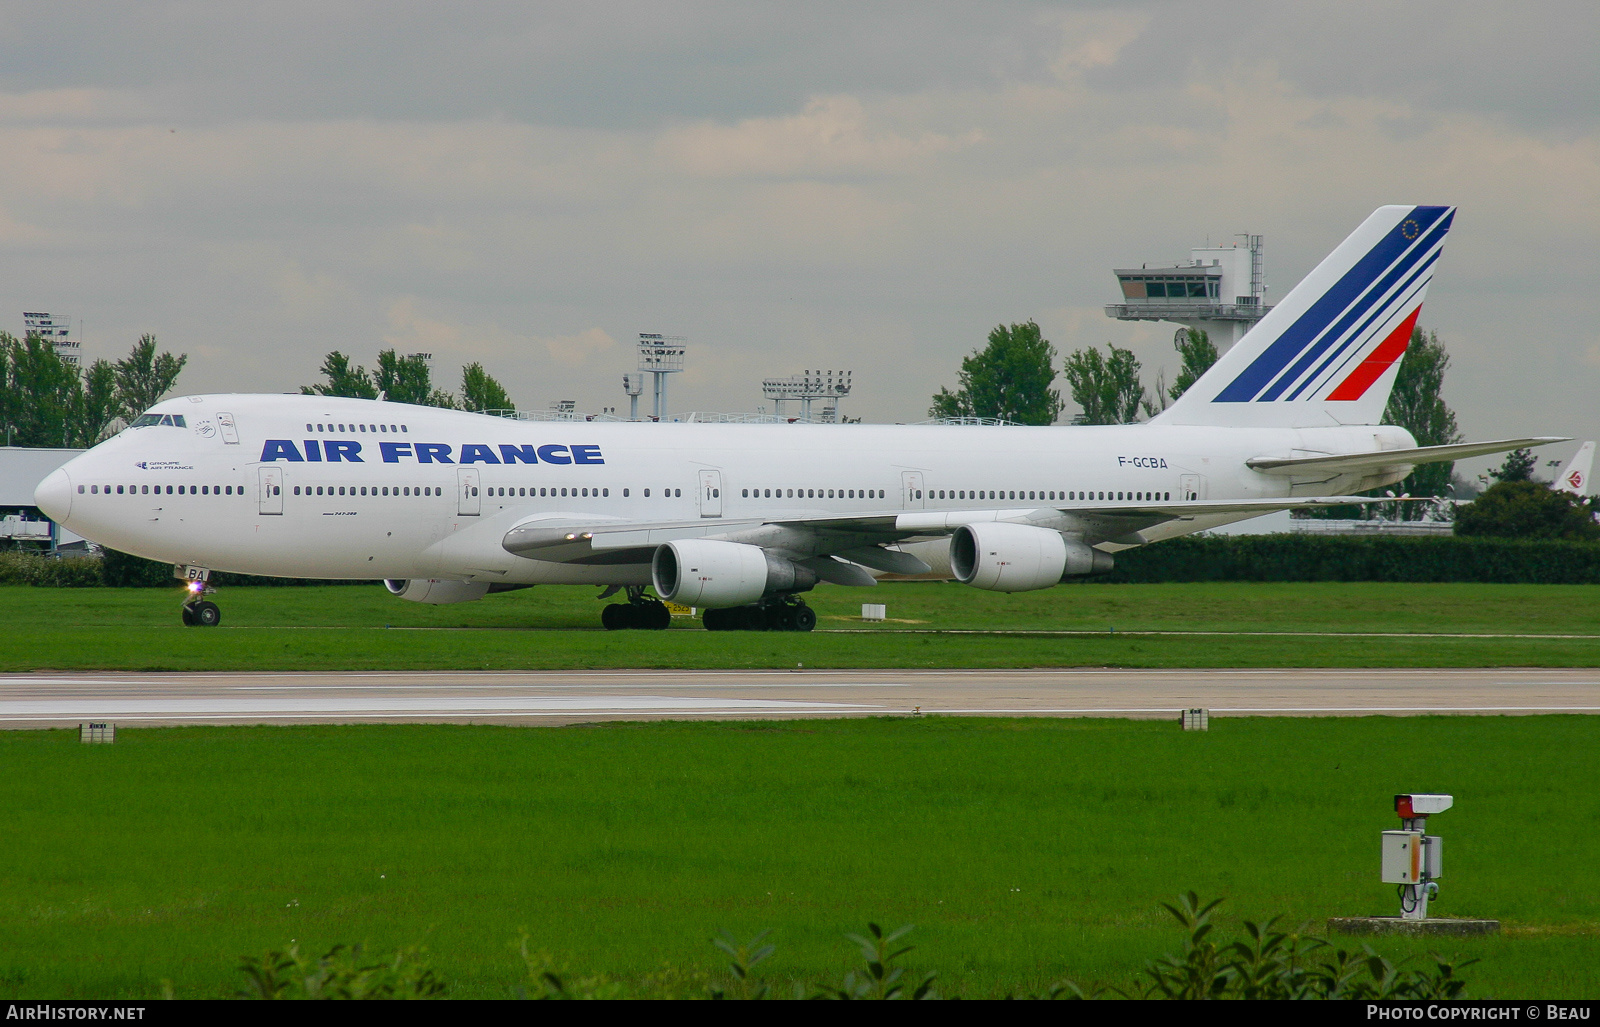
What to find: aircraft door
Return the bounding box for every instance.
[901,471,925,509]
[257,466,283,515]
[1179,474,1208,502]
[457,468,481,515]
[698,469,723,518]
[216,411,240,445]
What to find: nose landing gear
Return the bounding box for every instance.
[180,576,222,627]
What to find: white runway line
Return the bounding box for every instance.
[928,706,1600,714]
[0,695,879,718]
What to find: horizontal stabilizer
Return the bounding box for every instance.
[1246,437,1568,476]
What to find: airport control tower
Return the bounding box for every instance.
[1104,234,1271,350]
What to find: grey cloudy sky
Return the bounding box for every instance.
[2,1,1597,473]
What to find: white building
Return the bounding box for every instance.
[1104,235,1270,350]
[23,312,79,367]
[0,447,87,546]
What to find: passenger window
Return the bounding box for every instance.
[306,423,313,432]
[623,488,629,497]
[603,488,609,497]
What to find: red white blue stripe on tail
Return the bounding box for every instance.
[1155,205,1455,429]
[1213,205,1452,403]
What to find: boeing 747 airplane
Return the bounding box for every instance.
[34,205,1564,630]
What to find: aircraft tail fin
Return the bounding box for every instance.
[1154,205,1455,429]
[1553,441,1595,495]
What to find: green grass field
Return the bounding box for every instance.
[2,581,1598,671]
[2,716,1597,999]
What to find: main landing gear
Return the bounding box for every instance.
[702,596,816,633]
[181,583,222,627]
[600,586,672,631]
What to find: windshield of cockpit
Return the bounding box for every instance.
[128,413,187,428]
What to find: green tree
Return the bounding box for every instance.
[1169,328,1219,402]
[375,350,457,408]
[3,333,79,447]
[74,359,122,446]
[114,334,188,418]
[1381,328,1463,517]
[301,351,379,399]
[459,363,514,413]
[1490,448,1536,484]
[1062,343,1146,425]
[1454,480,1599,541]
[929,321,1062,425]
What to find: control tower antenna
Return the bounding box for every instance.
[1104,232,1270,351]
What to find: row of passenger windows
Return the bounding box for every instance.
[308,422,409,434]
[288,485,688,500]
[80,483,234,496]
[743,488,886,499]
[922,489,1172,502]
[79,481,1172,504]
[293,485,442,497]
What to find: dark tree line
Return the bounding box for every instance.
[1,332,187,448]
[930,321,1470,520]
[301,350,514,413]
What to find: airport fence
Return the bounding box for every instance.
[1101,534,1600,585]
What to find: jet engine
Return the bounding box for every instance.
[384,578,492,604]
[651,539,817,608]
[949,523,1113,593]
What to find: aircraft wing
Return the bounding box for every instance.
[502,495,1385,566]
[1246,437,1568,476]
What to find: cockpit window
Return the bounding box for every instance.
[129,413,187,428]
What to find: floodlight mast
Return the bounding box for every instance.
[636,334,686,420]
[760,369,853,423]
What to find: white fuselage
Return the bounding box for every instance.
[38,394,1412,584]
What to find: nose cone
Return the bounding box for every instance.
[34,467,74,523]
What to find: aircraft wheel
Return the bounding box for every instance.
[601,604,629,630]
[737,606,768,632]
[644,601,671,630]
[792,604,817,632]
[193,601,222,628]
[181,604,197,627]
[764,604,791,631]
[702,607,728,631]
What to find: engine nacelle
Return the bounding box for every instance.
[384,578,492,604]
[949,523,1113,593]
[651,539,817,608]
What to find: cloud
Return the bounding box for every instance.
[0,3,1595,446]
[541,328,617,369]
[0,87,154,123]
[656,95,981,178]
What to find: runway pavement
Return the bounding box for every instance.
[2,668,1599,727]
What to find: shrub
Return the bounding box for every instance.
[0,551,103,587]
[1102,534,1600,584]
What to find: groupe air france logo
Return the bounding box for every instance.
[1400,218,1422,240]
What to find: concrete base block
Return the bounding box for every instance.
[1328,917,1500,937]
